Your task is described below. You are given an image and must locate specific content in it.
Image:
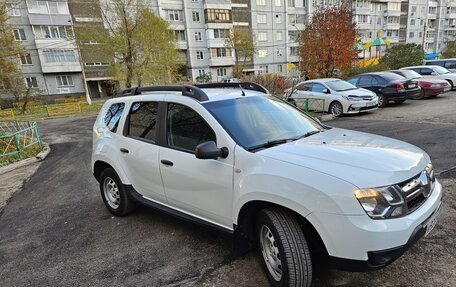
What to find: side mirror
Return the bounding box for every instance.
[195,141,229,159]
[323,88,330,94]
[431,72,438,76]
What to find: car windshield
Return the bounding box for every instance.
[396,70,422,79]
[203,96,323,151]
[434,66,451,74]
[325,80,357,91]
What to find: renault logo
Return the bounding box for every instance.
[419,171,431,197]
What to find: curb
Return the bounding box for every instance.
[0,142,51,176]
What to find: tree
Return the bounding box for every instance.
[226,27,255,78]
[99,0,178,88]
[380,43,424,69]
[442,40,456,58]
[196,72,212,83]
[300,7,357,79]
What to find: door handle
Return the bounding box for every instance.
[120,148,129,154]
[161,160,174,166]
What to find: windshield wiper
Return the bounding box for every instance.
[247,130,322,152]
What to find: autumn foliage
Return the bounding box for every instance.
[300,7,357,79]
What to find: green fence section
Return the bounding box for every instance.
[0,121,42,161]
[292,98,327,113]
[0,102,103,120]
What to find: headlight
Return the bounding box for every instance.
[342,95,362,101]
[354,185,405,219]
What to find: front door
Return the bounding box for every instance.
[158,102,234,228]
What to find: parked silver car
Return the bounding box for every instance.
[285,78,378,116]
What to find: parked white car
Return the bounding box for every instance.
[401,65,456,89]
[285,79,378,116]
[92,83,442,287]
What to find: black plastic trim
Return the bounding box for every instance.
[118,85,209,101]
[195,82,269,94]
[124,184,233,234]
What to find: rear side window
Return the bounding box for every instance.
[358,76,373,86]
[296,83,312,91]
[420,68,434,75]
[127,102,159,143]
[104,103,125,132]
[444,60,456,69]
[167,103,216,152]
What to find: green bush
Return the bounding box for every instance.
[347,63,390,78]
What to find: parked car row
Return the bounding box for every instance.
[284,65,454,116]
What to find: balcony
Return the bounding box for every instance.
[447,13,456,19]
[383,23,400,30]
[356,23,371,30]
[428,14,438,20]
[28,14,71,26]
[38,56,82,73]
[35,38,77,50]
[207,38,227,48]
[384,10,401,17]
[209,57,234,67]
[175,41,188,50]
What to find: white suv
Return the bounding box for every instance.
[92,83,442,287]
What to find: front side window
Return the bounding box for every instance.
[104,103,125,132]
[127,102,159,142]
[167,103,216,152]
[311,83,327,93]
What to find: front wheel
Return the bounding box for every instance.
[377,93,387,107]
[257,208,312,287]
[329,101,343,117]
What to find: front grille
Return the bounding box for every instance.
[361,96,374,101]
[399,163,436,214]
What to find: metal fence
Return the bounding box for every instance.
[292,98,327,113]
[0,121,42,160]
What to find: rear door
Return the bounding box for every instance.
[117,101,166,202]
[309,83,330,111]
[290,83,313,110]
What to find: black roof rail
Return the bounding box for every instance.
[117,85,209,101]
[195,82,269,94]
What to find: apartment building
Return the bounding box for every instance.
[5,0,85,98]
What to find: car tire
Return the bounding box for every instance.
[329,101,343,117]
[377,93,387,107]
[446,80,454,90]
[99,168,136,216]
[414,89,425,100]
[257,208,312,287]
[394,99,406,104]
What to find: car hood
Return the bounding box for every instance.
[258,128,429,188]
[336,88,375,97]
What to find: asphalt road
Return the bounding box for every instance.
[0,94,455,286]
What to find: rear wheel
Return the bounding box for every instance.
[257,208,312,287]
[329,101,343,117]
[100,168,136,216]
[394,99,406,104]
[377,93,387,107]
[446,80,454,90]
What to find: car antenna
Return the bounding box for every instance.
[239,84,246,96]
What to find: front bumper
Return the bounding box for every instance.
[423,86,451,96]
[346,101,378,114]
[306,180,442,271]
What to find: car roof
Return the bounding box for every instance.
[353,71,397,77]
[402,65,439,69]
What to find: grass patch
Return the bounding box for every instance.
[0,143,42,167]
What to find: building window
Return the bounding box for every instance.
[165,10,183,21]
[275,0,281,6]
[410,19,415,26]
[276,49,283,57]
[56,75,74,87]
[276,31,282,41]
[194,32,202,41]
[25,77,38,88]
[13,29,26,41]
[20,53,33,65]
[198,69,206,77]
[217,68,227,77]
[288,14,305,25]
[211,48,231,57]
[257,32,267,42]
[196,50,204,60]
[257,14,267,24]
[214,29,229,39]
[26,1,69,15]
[288,0,295,7]
[34,26,73,39]
[356,15,370,24]
[85,62,109,66]
[258,49,267,58]
[174,30,186,41]
[43,49,77,63]
[6,4,21,16]
[288,30,299,42]
[205,9,231,23]
[387,16,399,24]
[257,0,266,5]
[278,64,283,73]
[409,32,414,38]
[275,14,282,24]
[289,47,298,56]
[192,11,200,22]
